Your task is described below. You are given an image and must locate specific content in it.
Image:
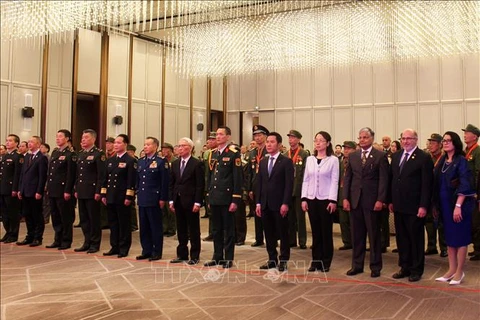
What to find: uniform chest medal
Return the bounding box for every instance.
[118,162,126,168]
[222,157,230,162]
[87,155,94,160]
[150,161,157,168]
[59,156,66,160]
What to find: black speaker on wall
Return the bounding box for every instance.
[22,107,35,118]
[113,115,123,125]
[197,123,204,131]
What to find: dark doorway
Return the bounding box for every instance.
[72,93,101,151]
[210,111,224,132]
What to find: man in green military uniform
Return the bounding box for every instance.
[161,142,177,237]
[462,124,480,261]
[204,126,243,269]
[247,125,269,247]
[425,133,447,257]
[337,141,356,251]
[285,130,309,249]
[202,132,217,241]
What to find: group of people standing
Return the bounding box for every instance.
[1,123,479,285]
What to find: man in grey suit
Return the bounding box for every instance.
[343,127,389,278]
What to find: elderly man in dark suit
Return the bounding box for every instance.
[169,137,205,265]
[17,136,48,247]
[389,129,433,282]
[256,132,294,272]
[343,127,389,278]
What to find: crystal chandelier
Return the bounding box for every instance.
[1,1,479,77]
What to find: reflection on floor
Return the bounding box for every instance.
[1,216,479,320]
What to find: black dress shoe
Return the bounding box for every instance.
[200,214,209,219]
[235,241,245,246]
[290,244,298,248]
[74,245,89,252]
[87,248,99,254]
[0,235,8,242]
[16,239,32,246]
[278,262,287,272]
[468,251,476,257]
[338,245,352,250]
[251,241,264,247]
[392,248,399,253]
[202,235,213,241]
[73,224,81,228]
[299,244,307,249]
[149,255,161,261]
[204,260,219,267]
[222,261,233,269]
[408,274,421,282]
[392,269,410,279]
[46,243,60,248]
[4,238,17,243]
[164,233,176,237]
[259,262,277,270]
[381,248,387,253]
[29,240,42,247]
[136,254,151,260]
[371,270,381,278]
[440,250,448,257]
[58,245,71,250]
[308,265,318,272]
[425,249,439,255]
[117,253,128,258]
[346,268,364,276]
[103,250,119,256]
[470,254,480,261]
[187,259,199,265]
[170,258,187,263]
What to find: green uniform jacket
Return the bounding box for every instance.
[466,144,480,186]
[284,148,308,197]
[246,146,267,193]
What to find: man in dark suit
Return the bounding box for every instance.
[343,127,389,278]
[101,134,137,258]
[17,136,48,247]
[74,129,106,254]
[46,129,77,250]
[0,134,23,243]
[389,129,433,282]
[256,132,294,272]
[135,137,169,261]
[204,126,243,269]
[169,137,205,265]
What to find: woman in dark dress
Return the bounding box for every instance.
[433,132,475,285]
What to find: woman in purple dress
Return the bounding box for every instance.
[433,132,475,285]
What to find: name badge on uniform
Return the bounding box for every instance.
[6,159,12,162]
[150,161,157,168]
[59,156,66,160]
[87,155,94,160]
[222,157,230,161]
[118,162,126,168]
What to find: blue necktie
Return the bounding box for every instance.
[180,159,186,177]
[399,152,409,173]
[268,157,275,177]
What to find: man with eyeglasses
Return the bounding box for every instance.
[462,124,480,261]
[389,129,433,282]
[343,127,389,278]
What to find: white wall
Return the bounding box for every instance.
[227,54,480,149]
[45,39,74,145]
[77,29,101,94]
[0,39,43,143]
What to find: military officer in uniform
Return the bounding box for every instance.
[247,125,269,247]
[202,132,217,240]
[161,142,177,237]
[0,134,23,243]
[101,134,137,258]
[136,137,169,261]
[204,126,243,269]
[337,141,356,251]
[74,129,106,254]
[285,130,309,249]
[46,130,77,250]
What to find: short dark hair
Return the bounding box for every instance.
[57,129,72,141]
[20,141,28,146]
[8,134,20,144]
[268,131,282,144]
[41,143,50,152]
[32,135,43,144]
[146,136,159,147]
[314,131,334,157]
[117,134,130,145]
[391,140,401,151]
[218,126,231,136]
[443,131,464,157]
[335,144,342,148]
[83,129,97,139]
[127,144,136,152]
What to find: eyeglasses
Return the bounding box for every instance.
[400,137,417,141]
[178,144,190,148]
[441,139,452,144]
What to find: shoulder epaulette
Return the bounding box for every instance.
[229,145,238,153]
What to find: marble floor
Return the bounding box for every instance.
[1,213,479,320]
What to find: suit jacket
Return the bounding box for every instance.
[256,153,294,211]
[101,153,136,205]
[19,151,48,198]
[136,155,169,207]
[169,156,205,209]
[0,150,23,195]
[47,148,77,198]
[343,148,389,210]
[389,148,433,214]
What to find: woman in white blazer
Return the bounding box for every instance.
[301,131,339,272]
